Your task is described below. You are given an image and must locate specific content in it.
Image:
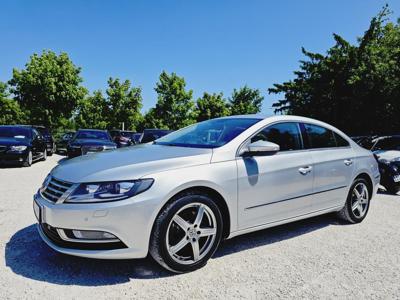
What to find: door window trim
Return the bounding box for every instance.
[300,122,351,151]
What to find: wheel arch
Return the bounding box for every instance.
[354,172,373,196]
[155,185,231,239]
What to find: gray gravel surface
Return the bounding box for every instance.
[1,155,400,299]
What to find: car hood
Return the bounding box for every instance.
[70,139,115,147]
[374,150,400,162]
[0,137,30,146]
[51,144,213,183]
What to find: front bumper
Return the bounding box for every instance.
[33,189,160,259]
[0,151,28,164]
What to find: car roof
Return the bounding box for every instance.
[78,129,108,132]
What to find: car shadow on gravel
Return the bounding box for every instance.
[5,225,171,286]
[6,214,344,286]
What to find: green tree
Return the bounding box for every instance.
[229,86,264,115]
[106,77,143,130]
[269,6,400,135]
[195,92,229,122]
[75,90,109,129]
[149,71,195,130]
[0,82,26,124]
[9,50,87,128]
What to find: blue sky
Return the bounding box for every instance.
[1,0,399,114]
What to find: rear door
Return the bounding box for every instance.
[302,123,354,210]
[237,122,315,229]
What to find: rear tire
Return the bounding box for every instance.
[337,178,371,223]
[149,192,223,273]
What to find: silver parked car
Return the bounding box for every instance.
[33,115,380,272]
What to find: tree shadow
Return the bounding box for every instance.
[5,214,343,286]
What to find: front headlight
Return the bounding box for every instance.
[65,179,154,203]
[10,145,27,151]
[103,145,117,150]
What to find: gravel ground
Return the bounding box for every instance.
[1,154,400,299]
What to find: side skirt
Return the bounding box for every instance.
[227,205,342,239]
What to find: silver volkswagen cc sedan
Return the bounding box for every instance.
[33,115,380,272]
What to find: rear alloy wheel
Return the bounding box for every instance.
[42,149,47,161]
[338,178,370,223]
[23,151,33,167]
[150,193,223,273]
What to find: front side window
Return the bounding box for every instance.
[251,122,302,151]
[304,124,336,148]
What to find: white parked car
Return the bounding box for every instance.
[33,115,380,272]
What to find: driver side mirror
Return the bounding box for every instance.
[242,140,280,156]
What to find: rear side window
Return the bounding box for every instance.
[334,132,350,147]
[251,122,302,151]
[304,123,349,148]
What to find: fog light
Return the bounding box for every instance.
[72,230,117,240]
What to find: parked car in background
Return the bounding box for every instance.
[132,132,142,144]
[370,136,400,194]
[32,126,56,156]
[0,125,47,167]
[67,129,116,158]
[109,130,135,148]
[140,129,173,143]
[56,131,75,154]
[34,115,379,273]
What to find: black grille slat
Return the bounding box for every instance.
[47,182,67,193]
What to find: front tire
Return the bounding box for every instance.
[23,151,33,167]
[42,149,47,161]
[338,178,371,223]
[150,192,223,273]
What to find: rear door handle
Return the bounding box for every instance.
[344,159,353,166]
[299,166,312,175]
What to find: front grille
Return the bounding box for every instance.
[40,224,127,250]
[41,177,73,203]
[81,146,103,155]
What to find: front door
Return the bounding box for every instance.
[237,122,314,229]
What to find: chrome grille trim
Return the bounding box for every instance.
[40,177,77,204]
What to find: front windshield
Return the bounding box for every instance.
[374,137,400,151]
[0,127,31,139]
[75,131,110,140]
[155,118,261,148]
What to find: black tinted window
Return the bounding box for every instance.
[373,137,400,151]
[251,122,302,151]
[334,132,350,147]
[304,124,336,148]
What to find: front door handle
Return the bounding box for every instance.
[344,159,353,166]
[299,166,312,175]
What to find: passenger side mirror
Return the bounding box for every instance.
[242,140,280,156]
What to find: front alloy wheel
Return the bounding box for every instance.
[150,193,223,273]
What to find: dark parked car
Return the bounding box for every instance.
[67,129,117,158]
[109,130,135,148]
[140,129,173,143]
[56,131,75,154]
[27,125,56,156]
[0,125,47,167]
[352,135,400,194]
[132,133,142,144]
[370,136,400,194]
